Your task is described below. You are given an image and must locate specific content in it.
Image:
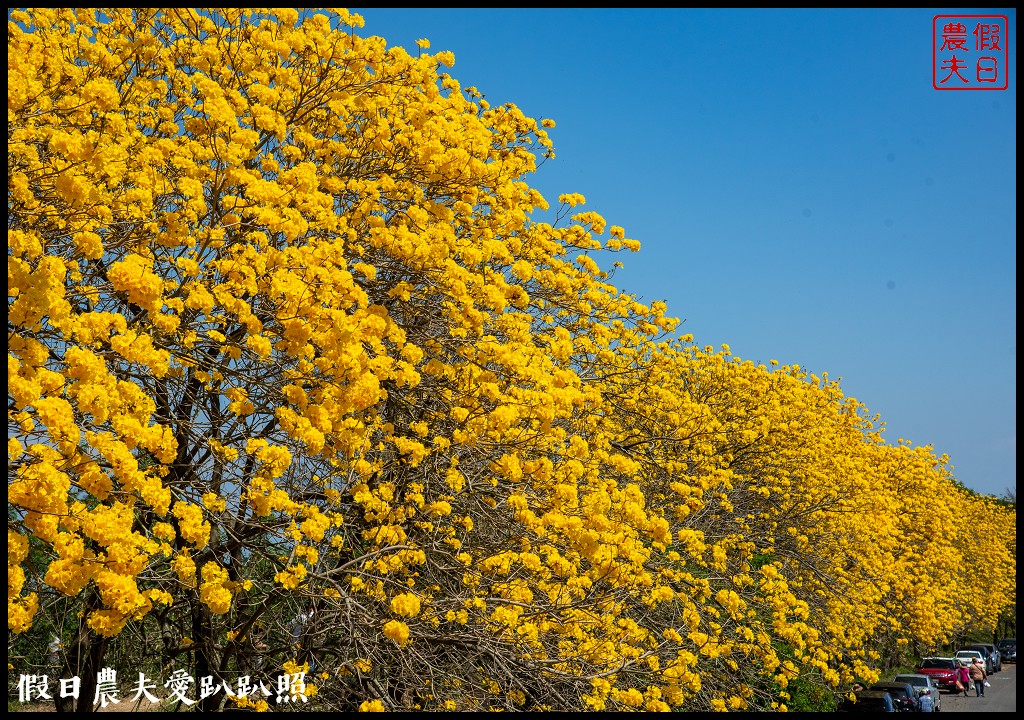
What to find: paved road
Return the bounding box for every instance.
[934,661,1016,713]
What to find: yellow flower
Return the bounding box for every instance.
[382,619,410,645]
[389,592,421,618]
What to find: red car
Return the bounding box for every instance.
[914,657,960,692]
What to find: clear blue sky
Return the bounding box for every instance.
[351,8,1017,498]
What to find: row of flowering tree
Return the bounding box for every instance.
[8,8,1015,712]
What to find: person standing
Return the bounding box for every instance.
[918,686,934,712]
[969,657,988,697]
[957,660,971,697]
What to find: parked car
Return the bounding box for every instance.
[997,637,1016,662]
[963,643,998,673]
[869,682,921,713]
[893,673,941,712]
[983,641,1002,671]
[914,656,961,693]
[836,690,898,712]
[966,642,1001,672]
[954,648,986,673]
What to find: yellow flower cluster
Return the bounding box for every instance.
[199,562,233,615]
[389,592,422,618]
[172,501,211,549]
[275,564,308,591]
[7,530,38,633]
[383,619,412,646]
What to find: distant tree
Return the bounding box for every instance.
[999,488,1016,507]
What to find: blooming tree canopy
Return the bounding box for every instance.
[8,8,1015,712]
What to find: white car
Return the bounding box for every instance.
[954,649,986,672]
[965,643,1001,673]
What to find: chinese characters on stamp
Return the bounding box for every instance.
[934,15,1009,90]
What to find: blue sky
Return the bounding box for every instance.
[351,8,1016,498]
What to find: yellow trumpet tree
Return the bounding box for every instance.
[8,8,1015,712]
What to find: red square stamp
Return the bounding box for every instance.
[934,15,1009,90]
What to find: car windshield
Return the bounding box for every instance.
[919,658,955,669]
[844,695,890,710]
[895,676,927,686]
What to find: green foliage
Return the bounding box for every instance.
[786,673,838,712]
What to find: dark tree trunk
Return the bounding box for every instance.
[54,590,108,713]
